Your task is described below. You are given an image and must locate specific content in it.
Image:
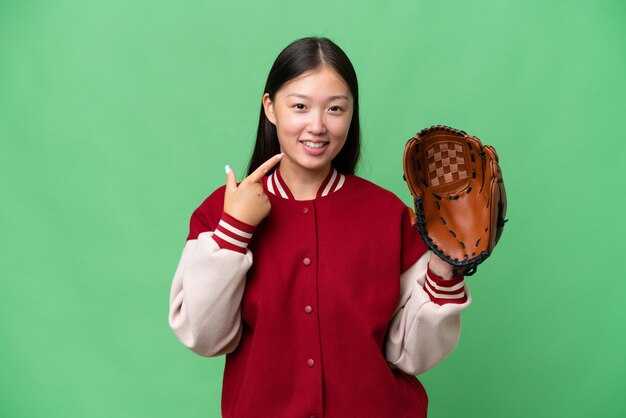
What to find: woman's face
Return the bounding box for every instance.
[263,66,353,175]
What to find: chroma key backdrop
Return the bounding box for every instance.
[1,0,624,417]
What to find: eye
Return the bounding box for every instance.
[293,103,306,110]
[329,105,343,112]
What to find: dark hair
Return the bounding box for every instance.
[247,37,360,175]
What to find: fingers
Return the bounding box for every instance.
[224,153,283,192]
[222,154,282,226]
[225,165,237,191]
[245,153,284,184]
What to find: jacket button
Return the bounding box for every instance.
[303,206,309,214]
[304,305,312,314]
[307,358,315,367]
[303,257,311,266]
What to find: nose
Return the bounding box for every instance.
[307,110,326,135]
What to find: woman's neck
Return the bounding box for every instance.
[278,160,331,200]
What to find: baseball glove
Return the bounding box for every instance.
[403,125,507,276]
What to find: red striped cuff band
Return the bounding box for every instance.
[211,212,256,254]
[424,266,467,305]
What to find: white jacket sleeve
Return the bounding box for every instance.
[168,231,253,357]
[384,251,471,375]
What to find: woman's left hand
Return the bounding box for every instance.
[428,253,455,280]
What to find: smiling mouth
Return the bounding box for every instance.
[300,140,328,149]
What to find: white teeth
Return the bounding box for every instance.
[302,141,326,149]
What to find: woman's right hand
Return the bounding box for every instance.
[223,153,284,226]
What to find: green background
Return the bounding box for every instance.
[2,0,625,417]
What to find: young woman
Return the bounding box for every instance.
[169,37,470,418]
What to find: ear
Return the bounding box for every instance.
[262,93,277,125]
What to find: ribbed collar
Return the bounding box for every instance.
[265,167,346,200]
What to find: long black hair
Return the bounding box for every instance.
[247,37,361,175]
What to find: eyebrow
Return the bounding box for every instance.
[286,93,350,101]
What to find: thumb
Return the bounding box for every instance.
[225,165,237,191]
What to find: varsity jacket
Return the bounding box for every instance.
[169,167,470,418]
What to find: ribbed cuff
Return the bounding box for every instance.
[211,212,256,254]
[424,265,467,305]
